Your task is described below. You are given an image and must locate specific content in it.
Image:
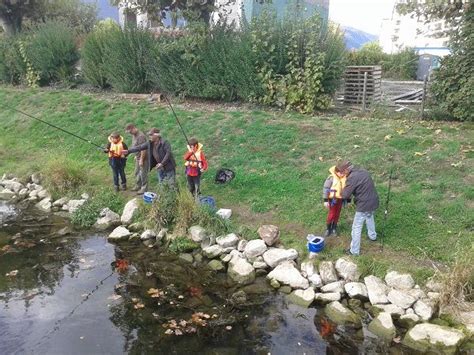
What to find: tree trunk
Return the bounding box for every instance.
[0,10,23,36]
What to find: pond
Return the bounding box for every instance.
[0,202,399,354]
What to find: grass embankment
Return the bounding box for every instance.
[0,87,472,281]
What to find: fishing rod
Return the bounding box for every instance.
[1,103,104,150]
[163,95,201,163]
[380,156,394,251]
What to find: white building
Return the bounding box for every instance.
[379,1,450,57]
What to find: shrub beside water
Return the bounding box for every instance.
[72,189,125,228]
[0,37,26,84]
[42,157,87,197]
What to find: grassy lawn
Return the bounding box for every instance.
[0,86,472,279]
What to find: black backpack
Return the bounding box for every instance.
[215,168,235,184]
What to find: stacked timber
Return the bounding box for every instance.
[343,66,382,106]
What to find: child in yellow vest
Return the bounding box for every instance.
[104,132,128,192]
[322,163,350,237]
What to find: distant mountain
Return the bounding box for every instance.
[342,26,378,50]
[83,0,119,21]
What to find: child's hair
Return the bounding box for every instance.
[188,138,198,146]
[335,160,352,173]
[111,132,121,139]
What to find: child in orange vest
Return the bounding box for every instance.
[322,162,350,237]
[104,132,128,192]
[184,138,208,197]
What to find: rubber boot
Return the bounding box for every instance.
[323,223,332,237]
[121,183,127,191]
[331,222,338,236]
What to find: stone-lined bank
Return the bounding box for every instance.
[1,174,472,354]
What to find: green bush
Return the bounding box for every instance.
[25,22,79,84]
[168,236,200,254]
[82,20,120,88]
[42,156,87,197]
[101,26,157,93]
[71,189,126,228]
[0,36,26,84]
[348,42,387,66]
[382,48,418,80]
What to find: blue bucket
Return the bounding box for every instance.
[143,192,157,204]
[307,235,325,253]
[198,195,216,210]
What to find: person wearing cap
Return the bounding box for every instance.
[339,161,379,256]
[184,138,208,197]
[125,124,148,194]
[103,131,128,192]
[123,128,177,187]
[322,163,351,237]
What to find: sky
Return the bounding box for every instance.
[329,0,396,35]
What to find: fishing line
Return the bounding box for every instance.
[1,103,104,150]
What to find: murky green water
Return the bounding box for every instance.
[1,202,399,354]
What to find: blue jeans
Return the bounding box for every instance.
[350,211,377,255]
[109,158,126,187]
[157,169,176,187]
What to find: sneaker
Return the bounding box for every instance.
[344,249,358,256]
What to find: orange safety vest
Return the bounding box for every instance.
[328,166,346,199]
[184,143,203,169]
[108,135,125,158]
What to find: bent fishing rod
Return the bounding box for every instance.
[380,156,394,251]
[1,103,104,150]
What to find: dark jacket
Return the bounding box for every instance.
[128,139,176,172]
[341,167,379,212]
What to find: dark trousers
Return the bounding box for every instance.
[187,175,201,196]
[109,158,127,187]
[326,199,343,224]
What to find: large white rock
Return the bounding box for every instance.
[35,197,52,212]
[244,239,267,259]
[325,301,361,326]
[364,275,389,305]
[319,261,338,284]
[202,245,224,259]
[321,281,345,294]
[335,258,360,281]
[267,261,309,289]
[216,233,239,248]
[300,261,315,277]
[228,257,255,285]
[314,292,341,303]
[385,271,415,290]
[262,248,298,268]
[189,225,206,242]
[216,208,232,219]
[368,312,396,341]
[408,287,426,301]
[3,180,23,193]
[374,304,405,317]
[403,323,466,354]
[37,189,50,200]
[413,299,434,321]
[67,199,86,213]
[120,198,140,224]
[287,288,315,308]
[140,229,157,240]
[53,197,70,207]
[30,173,42,184]
[258,224,280,246]
[253,261,268,269]
[0,188,15,200]
[344,282,368,299]
[18,188,29,198]
[387,289,417,309]
[108,226,131,241]
[93,208,120,230]
[308,273,323,288]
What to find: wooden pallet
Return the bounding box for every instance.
[343,66,382,106]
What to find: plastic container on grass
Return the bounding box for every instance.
[143,192,157,204]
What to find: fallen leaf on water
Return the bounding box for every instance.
[107,294,122,301]
[319,318,336,337]
[134,303,145,309]
[178,295,184,299]
[6,270,18,277]
[225,326,232,331]
[115,259,129,273]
